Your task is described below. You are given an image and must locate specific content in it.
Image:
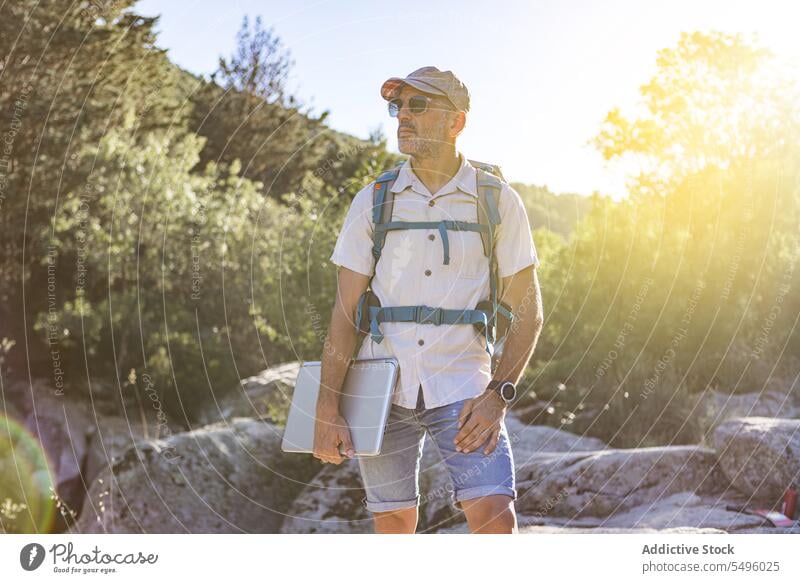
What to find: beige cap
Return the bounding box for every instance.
[380,66,470,112]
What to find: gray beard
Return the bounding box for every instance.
[408,116,450,159]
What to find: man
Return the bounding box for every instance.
[313,66,544,534]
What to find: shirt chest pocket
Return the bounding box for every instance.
[437,198,490,280]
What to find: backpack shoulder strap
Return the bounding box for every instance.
[473,166,513,364]
[468,159,506,182]
[371,165,402,262]
[475,167,503,258]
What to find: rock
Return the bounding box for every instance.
[710,417,800,504]
[518,525,727,534]
[433,501,734,533]
[434,519,727,534]
[280,460,372,534]
[732,525,800,534]
[514,445,728,519]
[512,398,554,425]
[598,491,765,531]
[434,482,754,535]
[196,362,300,426]
[511,395,605,437]
[74,417,317,533]
[83,414,184,486]
[695,390,800,428]
[504,414,609,463]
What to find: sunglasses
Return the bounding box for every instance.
[388,94,439,117]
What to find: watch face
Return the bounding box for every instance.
[500,382,516,402]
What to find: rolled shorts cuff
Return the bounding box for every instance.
[362,494,421,513]
[452,485,517,510]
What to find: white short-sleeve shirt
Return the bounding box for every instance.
[329,152,539,409]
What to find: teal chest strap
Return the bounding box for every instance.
[375,220,488,265]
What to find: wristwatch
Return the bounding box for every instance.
[487,380,517,404]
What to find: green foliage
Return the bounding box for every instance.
[593,31,796,194]
[36,130,256,418]
[534,31,800,446]
[214,15,294,104]
[189,14,331,198]
[0,0,194,373]
[2,2,387,423]
[512,183,593,240]
[29,123,393,422]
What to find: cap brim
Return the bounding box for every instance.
[380,77,447,101]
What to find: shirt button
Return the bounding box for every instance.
[428,234,435,241]
[428,199,435,207]
[424,269,431,276]
[418,339,425,346]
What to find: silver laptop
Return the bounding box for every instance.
[281,357,399,457]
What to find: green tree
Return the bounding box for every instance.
[0,0,192,375]
[190,15,331,198]
[535,32,800,446]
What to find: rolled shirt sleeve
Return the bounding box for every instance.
[329,184,376,277]
[494,183,540,278]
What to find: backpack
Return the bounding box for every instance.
[354,158,514,371]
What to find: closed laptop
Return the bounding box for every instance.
[281,357,399,457]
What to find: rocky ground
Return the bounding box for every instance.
[2,363,798,534]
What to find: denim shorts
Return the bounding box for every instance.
[357,386,517,513]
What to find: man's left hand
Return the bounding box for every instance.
[454,388,507,455]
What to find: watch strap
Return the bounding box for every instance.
[487,380,515,402]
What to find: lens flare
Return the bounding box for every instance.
[0,415,56,533]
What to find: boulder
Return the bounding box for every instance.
[733,525,800,534]
[75,417,318,533]
[504,414,609,461]
[196,362,300,426]
[695,389,800,428]
[435,520,727,534]
[517,524,727,534]
[511,390,608,437]
[280,460,374,534]
[598,491,766,531]
[433,494,739,533]
[83,413,186,485]
[710,417,800,503]
[514,445,728,519]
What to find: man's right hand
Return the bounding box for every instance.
[313,410,355,464]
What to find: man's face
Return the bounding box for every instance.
[392,84,459,159]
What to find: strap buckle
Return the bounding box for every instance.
[416,305,443,326]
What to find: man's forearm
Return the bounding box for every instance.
[492,307,543,387]
[491,270,544,388]
[317,304,360,415]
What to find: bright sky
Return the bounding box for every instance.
[137,0,799,199]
